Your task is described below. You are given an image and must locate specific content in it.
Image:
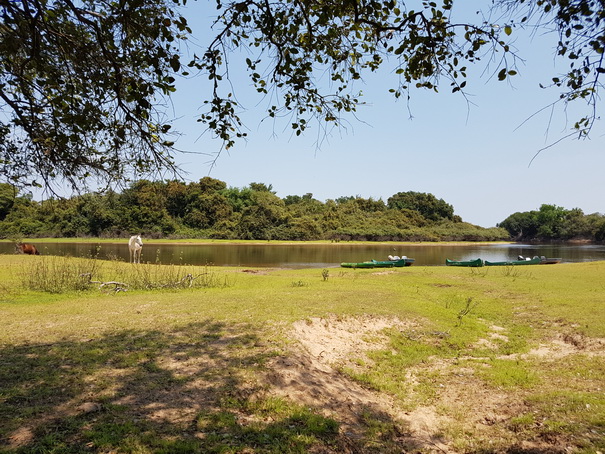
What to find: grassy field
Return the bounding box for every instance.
[1,254,604,453]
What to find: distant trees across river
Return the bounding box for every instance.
[0,180,602,242]
[499,204,605,242]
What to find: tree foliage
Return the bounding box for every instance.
[0,0,189,189]
[198,0,509,147]
[498,203,605,240]
[0,180,510,241]
[387,191,456,221]
[0,183,16,220]
[7,183,602,242]
[1,0,603,189]
[198,0,604,158]
[498,0,605,138]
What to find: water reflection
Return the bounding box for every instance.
[2,241,604,268]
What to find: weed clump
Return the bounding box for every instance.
[21,256,231,293]
[22,255,99,293]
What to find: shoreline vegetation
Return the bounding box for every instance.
[2,181,604,243]
[1,254,604,453]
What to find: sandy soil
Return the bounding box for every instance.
[264,315,605,453]
[264,315,454,452]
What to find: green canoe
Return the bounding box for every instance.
[340,261,392,269]
[485,257,541,266]
[340,258,415,269]
[539,257,562,265]
[382,258,415,267]
[445,258,484,267]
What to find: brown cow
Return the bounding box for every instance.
[16,243,40,255]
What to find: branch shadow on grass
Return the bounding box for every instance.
[0,319,417,453]
[0,320,330,452]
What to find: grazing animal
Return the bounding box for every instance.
[128,235,143,264]
[16,242,40,255]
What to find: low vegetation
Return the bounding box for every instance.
[1,254,604,453]
[20,255,232,293]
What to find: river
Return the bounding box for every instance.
[2,241,604,268]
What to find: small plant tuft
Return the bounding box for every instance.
[457,297,479,326]
[321,269,329,281]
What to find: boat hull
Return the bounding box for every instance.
[539,258,562,265]
[383,258,414,267]
[340,262,377,269]
[340,258,415,268]
[445,258,484,267]
[485,257,541,266]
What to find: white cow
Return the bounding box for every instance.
[128,235,143,264]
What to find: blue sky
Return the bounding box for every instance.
[167,1,604,228]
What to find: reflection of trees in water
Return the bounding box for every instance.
[1,243,603,266]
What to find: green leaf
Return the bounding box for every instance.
[170,56,180,72]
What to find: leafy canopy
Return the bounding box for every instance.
[0,0,189,189]
[1,0,603,190]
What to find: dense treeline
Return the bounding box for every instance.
[498,204,605,242]
[0,179,508,242]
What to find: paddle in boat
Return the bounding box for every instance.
[445,258,484,267]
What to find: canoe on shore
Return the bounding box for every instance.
[388,258,415,267]
[485,257,542,266]
[340,258,415,269]
[445,258,484,267]
[539,257,562,265]
[340,261,391,269]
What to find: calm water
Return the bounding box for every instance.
[2,241,604,268]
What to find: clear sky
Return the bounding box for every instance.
[166,1,604,228]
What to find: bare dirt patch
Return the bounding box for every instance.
[290,315,416,365]
[266,315,453,452]
[265,315,605,453]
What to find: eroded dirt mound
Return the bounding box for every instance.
[265,315,605,453]
[265,315,453,452]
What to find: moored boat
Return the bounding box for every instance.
[369,260,396,268]
[341,256,415,269]
[386,255,415,267]
[539,257,562,265]
[340,261,378,269]
[388,258,415,267]
[485,256,541,266]
[445,258,484,267]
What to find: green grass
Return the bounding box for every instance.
[476,358,541,388]
[1,254,604,452]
